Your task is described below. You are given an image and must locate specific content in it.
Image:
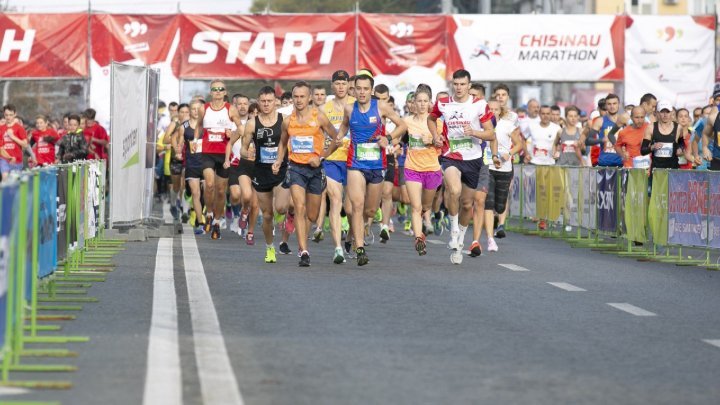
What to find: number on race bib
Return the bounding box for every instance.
[291,136,314,154]
[357,143,381,161]
[449,137,472,153]
[654,142,673,158]
[260,147,278,164]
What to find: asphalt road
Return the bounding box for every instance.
[5,219,720,405]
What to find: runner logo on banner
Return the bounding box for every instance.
[668,170,707,247]
[597,168,617,233]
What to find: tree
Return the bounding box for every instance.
[250,0,440,13]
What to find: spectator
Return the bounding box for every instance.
[0,104,28,179]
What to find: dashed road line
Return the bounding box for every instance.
[547,282,586,292]
[426,239,444,245]
[702,339,720,349]
[607,303,657,317]
[498,263,530,272]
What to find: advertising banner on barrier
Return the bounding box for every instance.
[565,167,580,227]
[57,168,69,260]
[78,166,86,250]
[39,170,57,279]
[625,16,715,108]
[648,170,669,246]
[0,182,18,352]
[447,15,624,81]
[24,176,34,300]
[86,164,98,240]
[359,14,448,104]
[0,13,88,78]
[522,165,536,218]
[709,172,720,249]
[90,14,180,127]
[110,63,149,226]
[510,165,521,218]
[624,169,648,243]
[178,14,355,80]
[667,170,707,247]
[597,169,618,233]
[581,167,596,229]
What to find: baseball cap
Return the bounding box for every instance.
[332,70,349,82]
[712,83,720,99]
[657,100,673,112]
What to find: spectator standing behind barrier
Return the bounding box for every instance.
[702,86,720,170]
[57,114,87,163]
[676,108,694,170]
[30,115,61,166]
[523,105,559,166]
[0,104,28,180]
[83,108,109,160]
[615,106,648,168]
[641,100,691,170]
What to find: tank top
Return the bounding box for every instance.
[405,115,441,172]
[597,114,623,166]
[201,102,233,154]
[287,109,325,165]
[556,127,582,166]
[347,99,386,170]
[324,97,355,162]
[651,122,679,169]
[253,113,285,166]
[183,120,202,169]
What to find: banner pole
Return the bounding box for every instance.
[30,172,40,338]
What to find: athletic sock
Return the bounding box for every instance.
[449,214,459,233]
[458,224,468,243]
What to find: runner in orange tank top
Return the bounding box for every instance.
[274,81,338,267]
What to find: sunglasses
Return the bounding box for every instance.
[211,87,225,92]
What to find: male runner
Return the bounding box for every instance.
[337,74,407,266]
[427,69,495,265]
[492,83,515,238]
[273,81,338,267]
[312,86,327,108]
[639,93,658,124]
[193,80,244,240]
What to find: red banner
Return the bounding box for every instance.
[178,14,355,80]
[0,13,88,78]
[91,14,179,67]
[358,14,446,75]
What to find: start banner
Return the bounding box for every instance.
[178,14,355,80]
[447,14,624,81]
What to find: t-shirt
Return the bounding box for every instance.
[31,128,61,166]
[404,115,440,172]
[84,122,109,160]
[519,115,540,139]
[615,124,647,168]
[430,96,494,161]
[490,111,519,173]
[527,121,560,165]
[0,122,27,163]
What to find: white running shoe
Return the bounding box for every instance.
[219,217,227,230]
[230,216,239,234]
[487,237,498,252]
[450,244,464,265]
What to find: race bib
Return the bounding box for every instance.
[408,134,425,150]
[38,146,50,154]
[633,155,651,169]
[483,146,493,165]
[534,147,549,157]
[260,146,278,164]
[208,132,224,142]
[291,136,314,154]
[357,143,381,161]
[562,141,576,153]
[654,142,673,158]
[194,139,202,153]
[449,137,472,153]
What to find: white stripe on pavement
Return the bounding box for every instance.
[182,228,244,405]
[702,339,720,349]
[547,282,586,292]
[498,263,530,272]
[0,387,30,395]
[143,238,182,405]
[607,303,657,317]
[426,239,445,245]
[163,201,174,222]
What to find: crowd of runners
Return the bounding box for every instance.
[5,67,720,267]
[150,68,720,267]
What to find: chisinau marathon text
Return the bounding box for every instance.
[518,34,601,62]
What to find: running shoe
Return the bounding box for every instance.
[284,212,296,234]
[424,220,434,236]
[356,247,369,266]
[279,242,292,255]
[246,232,255,246]
[299,251,310,267]
[450,244,464,265]
[194,226,204,235]
[181,212,189,224]
[230,216,240,234]
[364,223,375,246]
[170,204,179,220]
[312,228,324,243]
[211,224,221,240]
[373,208,382,223]
[333,247,346,264]
[469,241,482,257]
[388,218,395,233]
[403,219,412,235]
[219,217,227,230]
[344,241,356,259]
[379,225,390,243]
[204,215,213,233]
[495,224,506,239]
[239,209,249,230]
[189,210,197,227]
[447,230,460,250]
[265,246,277,263]
[487,237,498,252]
[432,217,442,236]
[415,236,427,256]
[397,203,407,217]
[340,216,350,233]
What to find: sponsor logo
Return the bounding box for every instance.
[675,48,699,54]
[123,21,148,38]
[640,48,660,54]
[389,22,413,38]
[470,40,501,60]
[188,31,346,65]
[448,111,465,121]
[656,26,683,42]
[675,62,702,70]
[389,44,416,56]
[642,62,659,70]
[0,29,35,62]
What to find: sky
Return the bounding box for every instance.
[3,0,252,13]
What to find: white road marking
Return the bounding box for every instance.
[498,263,530,272]
[143,238,182,405]
[607,303,657,317]
[182,227,244,405]
[0,387,30,395]
[426,239,445,245]
[702,339,720,349]
[547,282,586,292]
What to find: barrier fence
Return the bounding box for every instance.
[0,160,124,389]
[508,165,720,268]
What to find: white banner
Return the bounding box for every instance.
[625,16,715,108]
[509,165,521,218]
[450,15,624,81]
[566,167,580,227]
[522,165,536,218]
[109,63,148,226]
[581,167,596,230]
